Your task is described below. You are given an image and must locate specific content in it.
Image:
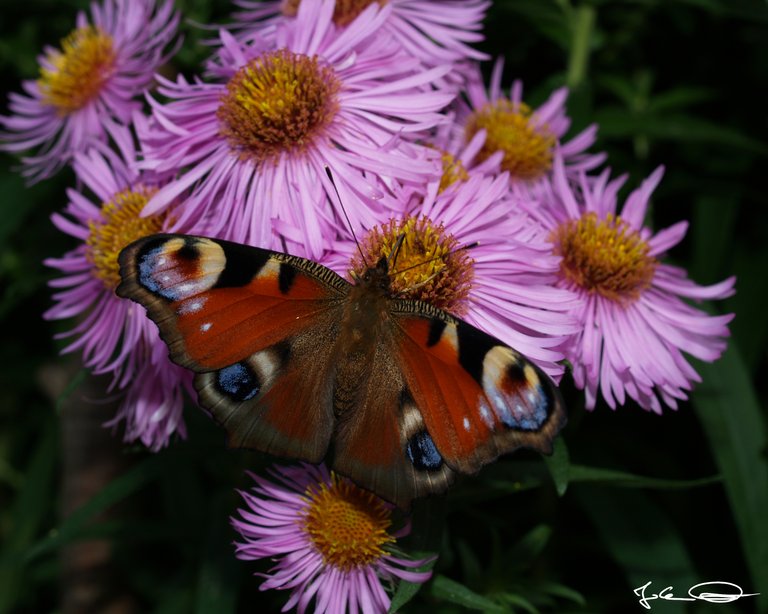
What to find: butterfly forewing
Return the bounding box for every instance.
[117,234,348,461]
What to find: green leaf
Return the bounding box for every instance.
[574,488,698,614]
[692,344,768,610]
[544,437,570,496]
[388,556,437,613]
[195,492,240,614]
[0,419,57,614]
[595,109,768,153]
[430,575,506,612]
[23,453,166,562]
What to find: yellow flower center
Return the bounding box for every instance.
[553,212,658,304]
[352,216,474,314]
[438,151,470,193]
[37,26,116,115]
[282,0,388,27]
[303,473,394,571]
[217,49,341,163]
[465,100,556,181]
[86,187,166,290]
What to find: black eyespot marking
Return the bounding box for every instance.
[214,240,270,288]
[426,319,447,347]
[176,238,200,261]
[278,263,296,295]
[456,320,496,385]
[406,430,443,471]
[215,362,260,402]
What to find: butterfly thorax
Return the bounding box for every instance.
[332,258,393,415]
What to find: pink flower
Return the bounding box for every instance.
[451,59,605,190]
[44,127,192,449]
[322,172,580,379]
[214,0,489,71]
[233,463,434,614]
[0,0,179,182]
[140,0,454,259]
[526,160,736,412]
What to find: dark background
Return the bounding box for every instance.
[1,1,766,612]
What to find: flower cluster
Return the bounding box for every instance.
[2,0,736,611]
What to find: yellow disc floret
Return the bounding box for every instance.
[352,216,474,314]
[38,26,116,115]
[218,49,340,163]
[465,100,556,181]
[86,186,165,290]
[303,473,394,571]
[554,212,658,304]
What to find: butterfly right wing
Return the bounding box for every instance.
[117,234,348,462]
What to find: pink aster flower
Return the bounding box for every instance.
[215,0,489,70]
[322,172,580,379]
[0,0,179,183]
[451,59,605,191]
[44,127,192,449]
[140,0,454,260]
[526,159,736,412]
[232,463,434,614]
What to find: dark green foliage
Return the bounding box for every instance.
[1,1,766,612]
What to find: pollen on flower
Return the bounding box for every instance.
[217,49,341,163]
[282,0,388,27]
[553,212,658,304]
[438,151,470,193]
[352,216,474,314]
[465,100,556,181]
[37,26,116,115]
[302,473,394,571]
[86,187,165,289]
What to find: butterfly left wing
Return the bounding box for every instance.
[117,234,349,462]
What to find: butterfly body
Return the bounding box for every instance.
[118,234,565,508]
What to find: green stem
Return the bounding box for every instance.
[566,5,595,89]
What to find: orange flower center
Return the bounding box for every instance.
[282,0,388,27]
[37,26,116,115]
[86,187,165,289]
[553,212,657,304]
[217,49,341,163]
[352,216,474,314]
[303,473,393,571]
[465,100,556,181]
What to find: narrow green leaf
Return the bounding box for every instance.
[544,437,570,496]
[692,344,768,610]
[568,465,720,489]
[430,575,506,612]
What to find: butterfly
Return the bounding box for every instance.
[117,234,566,508]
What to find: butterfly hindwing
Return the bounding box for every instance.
[117,234,348,460]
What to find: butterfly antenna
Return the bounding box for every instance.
[325,167,367,268]
[387,233,406,270]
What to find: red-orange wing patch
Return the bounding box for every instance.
[117,234,348,370]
